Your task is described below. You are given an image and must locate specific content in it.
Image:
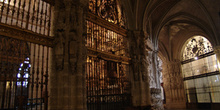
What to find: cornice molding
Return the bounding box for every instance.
[87,47,130,64]
[0,23,54,47]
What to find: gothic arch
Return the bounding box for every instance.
[153,0,219,50]
[158,13,215,42]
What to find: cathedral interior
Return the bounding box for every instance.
[0,0,220,110]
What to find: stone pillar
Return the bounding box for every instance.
[49,0,88,110]
[128,30,151,109]
[149,50,164,110]
[163,60,186,109]
[214,46,220,71]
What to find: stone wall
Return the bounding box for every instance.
[162,60,186,109]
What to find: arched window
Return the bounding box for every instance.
[181,36,220,108]
[17,57,31,87]
[182,35,213,61]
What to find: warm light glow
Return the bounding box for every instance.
[214,65,218,69]
[0,0,8,3]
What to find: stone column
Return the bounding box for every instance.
[128,30,151,109]
[49,0,88,110]
[163,60,185,109]
[150,51,164,110]
[214,46,220,71]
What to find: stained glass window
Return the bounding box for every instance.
[182,36,220,104]
[182,36,213,61]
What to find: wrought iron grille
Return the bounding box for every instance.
[0,0,51,36]
[87,0,130,108]
[86,56,130,110]
[0,35,51,110]
[86,20,127,56]
[86,3,131,107]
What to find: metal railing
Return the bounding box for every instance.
[0,0,51,36]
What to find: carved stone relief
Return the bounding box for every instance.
[129,31,149,82]
[148,51,164,110]
[51,0,88,109]
[151,88,164,110]
[53,0,87,74]
[147,51,156,88]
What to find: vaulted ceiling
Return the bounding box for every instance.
[148,0,219,62]
[46,0,220,62]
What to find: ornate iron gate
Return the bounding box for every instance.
[0,0,52,109]
[86,56,130,110]
[86,12,131,109]
[0,35,51,110]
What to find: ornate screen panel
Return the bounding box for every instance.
[86,0,130,110]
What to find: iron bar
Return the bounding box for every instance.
[39,1,44,34]
[5,0,11,24]
[35,0,40,33]
[21,0,26,28]
[11,0,17,25]
[31,0,36,31]
[31,43,36,110]
[43,4,48,35]
[26,0,32,29]
[44,46,49,110]
[16,0,22,26]
[35,44,40,110]
[47,5,51,36]
[40,45,44,110]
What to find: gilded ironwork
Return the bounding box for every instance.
[0,0,51,36]
[86,56,130,110]
[182,36,213,61]
[87,12,127,36]
[89,0,125,27]
[87,1,130,110]
[86,21,127,57]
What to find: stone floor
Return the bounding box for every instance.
[165,109,210,110]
